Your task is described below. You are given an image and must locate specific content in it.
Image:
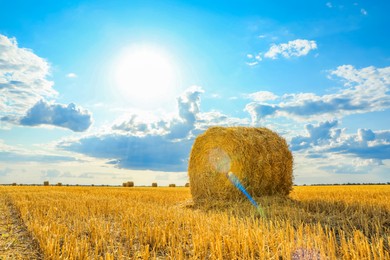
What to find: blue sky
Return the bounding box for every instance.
[0,0,389,185]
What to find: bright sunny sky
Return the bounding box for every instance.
[0,0,389,185]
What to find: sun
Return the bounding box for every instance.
[112,45,179,107]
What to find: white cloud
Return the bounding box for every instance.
[246,61,259,66]
[264,39,317,59]
[255,54,262,61]
[0,34,56,119]
[0,34,92,132]
[361,8,367,15]
[58,86,250,172]
[245,91,278,102]
[290,120,390,162]
[245,65,390,122]
[196,111,249,131]
[245,52,262,66]
[66,73,77,78]
[247,39,317,64]
[326,2,333,8]
[19,100,92,132]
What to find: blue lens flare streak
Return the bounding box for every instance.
[227,172,266,218]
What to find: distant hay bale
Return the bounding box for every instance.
[122,182,127,187]
[152,182,158,187]
[125,181,134,187]
[188,127,293,204]
[57,183,62,186]
[44,181,49,186]
[185,183,190,187]
[12,183,17,186]
[169,184,176,187]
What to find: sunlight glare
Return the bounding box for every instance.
[113,45,179,107]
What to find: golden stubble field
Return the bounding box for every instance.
[0,185,389,259]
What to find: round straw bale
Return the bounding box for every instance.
[152,182,158,187]
[188,126,293,203]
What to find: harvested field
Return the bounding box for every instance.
[0,193,42,259]
[0,185,389,259]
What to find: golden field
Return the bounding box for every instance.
[0,185,389,259]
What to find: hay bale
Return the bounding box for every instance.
[152,182,158,187]
[188,126,293,203]
[185,183,190,187]
[169,184,176,187]
[126,181,134,187]
[57,182,62,186]
[12,183,17,186]
[43,181,49,186]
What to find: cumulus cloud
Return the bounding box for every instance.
[60,87,204,171]
[245,65,390,122]
[0,34,56,118]
[0,34,92,132]
[291,121,339,150]
[264,39,317,59]
[112,86,204,139]
[19,100,92,132]
[59,86,249,172]
[291,120,390,163]
[112,114,165,136]
[168,86,203,139]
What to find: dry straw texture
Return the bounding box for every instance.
[188,126,293,203]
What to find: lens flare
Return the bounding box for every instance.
[227,172,266,218]
[208,147,266,218]
[208,147,231,174]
